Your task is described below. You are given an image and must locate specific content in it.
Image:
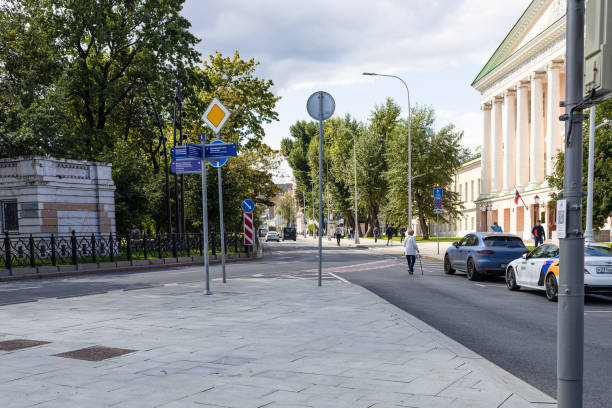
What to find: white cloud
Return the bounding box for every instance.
[436,110,482,152]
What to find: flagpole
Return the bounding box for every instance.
[516,188,529,210]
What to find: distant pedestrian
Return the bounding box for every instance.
[386,225,393,246]
[400,227,406,243]
[532,220,545,247]
[374,227,379,243]
[130,225,141,239]
[335,225,342,246]
[403,229,419,275]
[490,221,503,233]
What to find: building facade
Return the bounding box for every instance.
[0,157,116,235]
[472,0,568,242]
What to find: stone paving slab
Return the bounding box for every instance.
[0,277,556,407]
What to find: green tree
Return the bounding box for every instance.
[383,106,469,239]
[546,100,612,232]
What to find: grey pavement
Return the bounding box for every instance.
[0,273,555,407]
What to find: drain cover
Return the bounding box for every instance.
[54,346,136,361]
[0,339,50,351]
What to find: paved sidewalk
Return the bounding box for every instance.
[0,277,555,407]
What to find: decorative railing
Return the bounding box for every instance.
[0,231,255,273]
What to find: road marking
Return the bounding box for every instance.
[328,272,350,283]
[304,259,400,274]
[474,284,487,287]
[252,274,264,277]
[584,310,612,313]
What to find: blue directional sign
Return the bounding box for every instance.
[205,142,237,159]
[241,199,255,213]
[170,146,187,160]
[185,143,203,159]
[208,140,228,167]
[324,217,328,224]
[433,188,443,198]
[171,159,202,174]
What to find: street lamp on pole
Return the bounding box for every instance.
[363,72,412,228]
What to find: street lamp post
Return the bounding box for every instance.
[363,72,412,228]
[585,107,612,244]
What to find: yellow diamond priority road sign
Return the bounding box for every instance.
[203,98,230,134]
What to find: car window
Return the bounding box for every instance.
[458,236,469,246]
[466,235,479,246]
[585,246,612,257]
[529,246,546,258]
[542,245,559,258]
[483,236,525,248]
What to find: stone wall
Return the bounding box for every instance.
[0,157,116,235]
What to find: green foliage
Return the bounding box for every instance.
[546,100,612,231]
[383,106,469,239]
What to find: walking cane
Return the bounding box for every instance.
[418,253,424,275]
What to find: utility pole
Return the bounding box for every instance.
[173,84,180,235]
[558,1,585,406]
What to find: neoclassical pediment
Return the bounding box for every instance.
[472,0,565,87]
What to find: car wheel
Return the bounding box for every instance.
[505,267,520,291]
[466,258,480,281]
[545,274,558,302]
[444,255,455,275]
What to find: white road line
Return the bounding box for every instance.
[584,310,612,313]
[474,284,487,287]
[328,272,350,283]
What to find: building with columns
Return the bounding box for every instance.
[472,0,568,242]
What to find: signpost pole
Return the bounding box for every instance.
[318,111,323,287]
[201,138,211,295]
[215,133,227,283]
[558,1,585,406]
[437,213,440,255]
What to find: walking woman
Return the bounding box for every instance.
[403,229,419,275]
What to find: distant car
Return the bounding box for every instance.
[258,228,268,238]
[264,231,280,242]
[507,244,612,301]
[444,233,529,280]
[282,227,296,241]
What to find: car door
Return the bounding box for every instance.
[454,235,473,270]
[524,245,554,286]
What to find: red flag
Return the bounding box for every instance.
[514,189,521,205]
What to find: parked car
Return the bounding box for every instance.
[504,244,559,297]
[258,228,268,238]
[264,231,280,242]
[444,233,529,280]
[282,227,297,241]
[507,244,612,301]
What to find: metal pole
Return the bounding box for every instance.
[558,1,584,406]
[318,103,324,287]
[585,106,595,244]
[353,134,360,244]
[201,138,211,295]
[312,183,315,237]
[173,87,180,235]
[178,88,186,236]
[437,213,439,255]
[216,133,226,283]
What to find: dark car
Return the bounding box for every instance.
[444,232,528,281]
[282,227,297,241]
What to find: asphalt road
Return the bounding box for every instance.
[1,239,611,407]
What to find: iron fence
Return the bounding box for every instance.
[1,231,254,272]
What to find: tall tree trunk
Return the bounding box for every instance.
[419,215,429,240]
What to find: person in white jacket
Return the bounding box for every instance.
[403,229,419,274]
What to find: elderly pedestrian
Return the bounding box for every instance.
[403,229,419,275]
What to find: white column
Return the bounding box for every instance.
[529,72,545,186]
[516,80,530,188]
[480,102,492,197]
[491,96,503,193]
[502,89,516,193]
[546,61,563,176]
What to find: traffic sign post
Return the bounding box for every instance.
[433,188,443,198]
[208,140,229,167]
[244,211,254,246]
[433,198,442,209]
[241,199,255,213]
[307,91,335,288]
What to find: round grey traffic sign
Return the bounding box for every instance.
[306,91,335,121]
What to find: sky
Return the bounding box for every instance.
[181,0,532,176]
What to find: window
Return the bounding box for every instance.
[465,183,468,201]
[2,202,18,231]
[471,181,474,201]
[471,217,474,230]
[478,178,481,195]
[484,236,525,248]
[466,235,479,246]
